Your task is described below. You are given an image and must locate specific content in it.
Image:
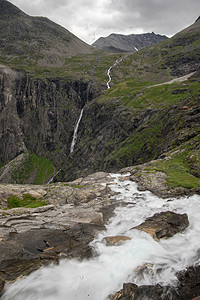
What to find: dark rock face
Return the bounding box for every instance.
[0,67,101,172]
[177,265,200,299]
[93,32,168,53]
[109,283,178,300]
[1,63,199,184]
[110,266,200,300]
[60,102,158,181]
[0,226,98,296]
[132,211,189,241]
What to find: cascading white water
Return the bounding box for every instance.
[2,174,200,300]
[70,109,84,153]
[107,58,122,89]
[47,169,61,184]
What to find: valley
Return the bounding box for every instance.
[0,0,200,299]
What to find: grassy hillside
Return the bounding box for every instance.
[0,153,55,184]
[0,2,199,190]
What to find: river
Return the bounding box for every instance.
[2,173,200,300]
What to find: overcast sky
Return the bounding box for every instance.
[9,0,200,44]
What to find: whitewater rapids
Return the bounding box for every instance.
[2,174,200,300]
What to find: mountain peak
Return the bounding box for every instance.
[0,0,26,16]
[93,32,168,53]
[0,0,94,66]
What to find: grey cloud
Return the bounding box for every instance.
[109,0,200,35]
[8,0,200,43]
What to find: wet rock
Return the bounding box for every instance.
[109,283,138,300]
[0,258,42,282]
[134,284,178,300]
[0,223,104,294]
[132,211,189,241]
[177,265,200,299]
[110,283,178,300]
[104,235,131,246]
[133,263,153,280]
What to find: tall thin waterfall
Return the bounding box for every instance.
[70,109,84,153]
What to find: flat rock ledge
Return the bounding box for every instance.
[0,172,117,295]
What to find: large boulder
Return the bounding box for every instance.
[132,211,189,241]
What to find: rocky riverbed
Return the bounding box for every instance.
[0,170,200,299]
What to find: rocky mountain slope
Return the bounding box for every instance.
[59,17,200,186]
[0,3,200,299]
[92,32,168,53]
[0,1,199,195]
[0,0,94,67]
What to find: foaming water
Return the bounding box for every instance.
[106,58,122,89]
[2,174,200,300]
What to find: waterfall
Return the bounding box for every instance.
[47,169,61,184]
[2,173,200,300]
[107,58,122,89]
[70,109,84,153]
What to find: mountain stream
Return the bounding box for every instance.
[2,173,200,300]
[106,58,122,89]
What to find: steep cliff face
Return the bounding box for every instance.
[1,63,199,184]
[58,70,200,181]
[0,65,101,171]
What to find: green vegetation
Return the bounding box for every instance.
[11,154,54,184]
[0,50,122,84]
[71,185,84,188]
[7,194,48,209]
[152,152,200,189]
[100,78,200,110]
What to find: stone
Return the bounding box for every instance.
[110,283,178,300]
[177,265,200,299]
[103,235,131,246]
[132,211,189,241]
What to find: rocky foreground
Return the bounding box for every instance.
[0,170,200,299]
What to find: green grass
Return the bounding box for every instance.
[108,118,165,168]
[71,185,84,188]
[11,154,54,184]
[0,50,126,85]
[7,194,48,209]
[152,152,200,189]
[100,78,200,110]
